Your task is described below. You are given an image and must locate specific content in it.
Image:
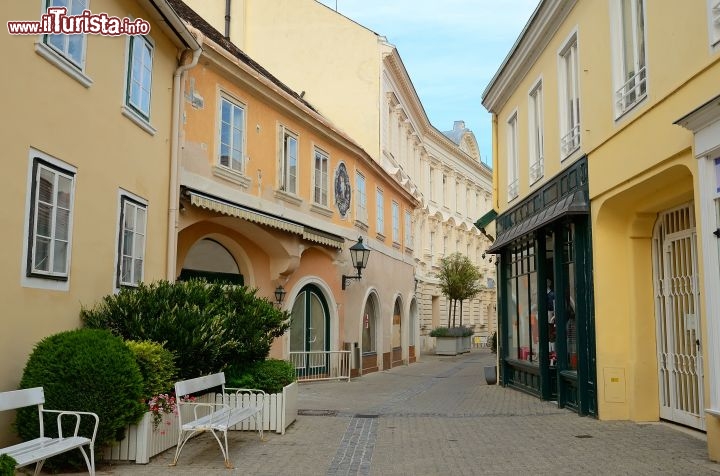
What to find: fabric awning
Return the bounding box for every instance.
[487,190,589,253]
[187,190,344,249]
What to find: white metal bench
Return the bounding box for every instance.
[171,373,265,469]
[0,387,99,476]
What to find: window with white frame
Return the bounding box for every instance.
[355,171,367,223]
[429,167,435,201]
[44,0,88,69]
[313,148,329,206]
[430,231,435,255]
[279,126,298,194]
[219,96,245,172]
[404,210,413,249]
[529,81,544,184]
[126,35,154,120]
[507,112,519,201]
[559,34,580,157]
[376,188,384,235]
[117,195,147,287]
[442,174,448,204]
[392,201,400,243]
[711,0,720,46]
[443,236,448,255]
[26,158,76,279]
[613,0,647,116]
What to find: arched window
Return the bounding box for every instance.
[179,238,243,285]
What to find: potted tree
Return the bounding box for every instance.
[432,253,483,355]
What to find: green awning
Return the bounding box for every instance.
[475,209,498,230]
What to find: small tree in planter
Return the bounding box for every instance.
[437,252,483,328]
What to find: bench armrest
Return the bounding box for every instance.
[179,401,231,423]
[42,409,99,444]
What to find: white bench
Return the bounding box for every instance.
[171,372,265,469]
[0,387,99,476]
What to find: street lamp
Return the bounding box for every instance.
[274,285,286,306]
[342,236,371,290]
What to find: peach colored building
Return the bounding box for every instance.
[170,2,419,376]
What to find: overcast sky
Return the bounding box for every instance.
[315,0,538,167]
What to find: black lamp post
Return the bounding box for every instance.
[342,236,371,290]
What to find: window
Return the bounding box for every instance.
[126,35,154,120]
[404,210,413,249]
[26,158,76,280]
[355,171,367,223]
[430,231,435,255]
[442,174,448,204]
[506,236,539,364]
[507,112,519,201]
[376,188,384,235]
[429,166,435,201]
[613,0,647,116]
[313,148,329,206]
[559,34,580,157]
[44,0,87,69]
[117,195,147,287]
[279,127,298,194]
[392,201,400,243]
[529,81,544,184]
[219,96,245,172]
[711,1,720,47]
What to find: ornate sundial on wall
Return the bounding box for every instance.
[334,162,351,218]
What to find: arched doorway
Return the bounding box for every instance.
[290,284,330,377]
[178,238,243,285]
[409,298,418,363]
[392,298,403,367]
[361,293,379,374]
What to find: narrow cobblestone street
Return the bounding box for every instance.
[65,349,720,476]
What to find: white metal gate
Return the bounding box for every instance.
[652,203,705,430]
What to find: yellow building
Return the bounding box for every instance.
[0,0,200,443]
[483,0,720,460]
[169,1,419,375]
[180,0,497,354]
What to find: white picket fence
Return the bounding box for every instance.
[103,381,298,464]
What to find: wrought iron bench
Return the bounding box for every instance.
[171,372,265,469]
[0,387,99,475]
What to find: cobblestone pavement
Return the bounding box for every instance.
[52,349,719,475]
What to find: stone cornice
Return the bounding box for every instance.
[383,48,490,179]
[482,0,577,113]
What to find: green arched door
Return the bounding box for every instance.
[290,284,330,376]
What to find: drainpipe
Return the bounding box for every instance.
[168,27,203,281]
[224,0,231,40]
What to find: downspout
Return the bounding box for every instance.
[168,27,203,281]
[491,113,499,211]
[224,0,231,40]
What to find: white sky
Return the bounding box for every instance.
[315,0,539,167]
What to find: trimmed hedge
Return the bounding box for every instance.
[225,359,296,394]
[0,454,17,476]
[125,340,177,399]
[16,329,145,470]
[81,279,290,379]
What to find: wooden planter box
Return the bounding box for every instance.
[103,381,298,464]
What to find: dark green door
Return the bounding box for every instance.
[290,284,330,376]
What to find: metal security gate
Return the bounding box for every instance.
[652,203,705,430]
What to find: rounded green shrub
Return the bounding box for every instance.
[125,340,177,398]
[81,279,290,379]
[225,359,296,394]
[0,454,17,476]
[16,329,145,469]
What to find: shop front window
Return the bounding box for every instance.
[505,236,538,363]
[562,222,578,371]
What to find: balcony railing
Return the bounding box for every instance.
[560,123,580,157]
[289,350,351,382]
[529,157,544,184]
[508,178,519,200]
[616,66,647,115]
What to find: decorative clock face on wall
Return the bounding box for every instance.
[334,162,351,218]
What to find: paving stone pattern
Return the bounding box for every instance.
[52,350,719,475]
